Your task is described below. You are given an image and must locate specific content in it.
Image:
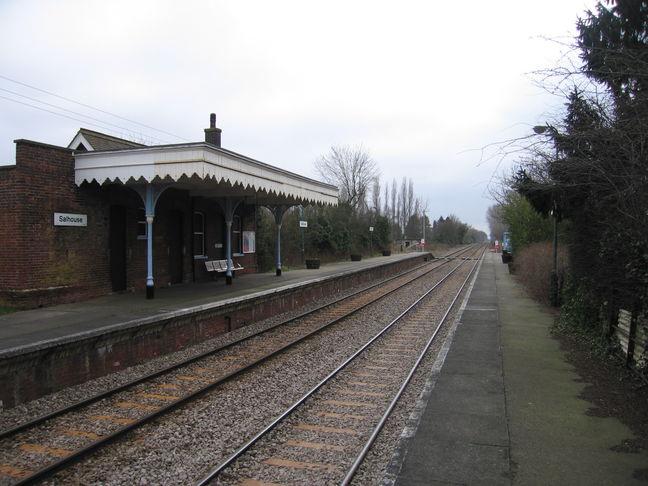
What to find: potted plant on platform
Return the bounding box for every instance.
[305,257,320,269]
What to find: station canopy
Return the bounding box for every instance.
[70,128,338,206]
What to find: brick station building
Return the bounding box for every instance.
[0,115,337,307]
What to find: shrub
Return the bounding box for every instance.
[513,241,568,305]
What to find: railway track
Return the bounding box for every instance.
[0,246,479,486]
[195,245,485,485]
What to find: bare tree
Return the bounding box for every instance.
[398,178,406,235]
[371,177,381,215]
[486,204,507,242]
[315,145,379,210]
[388,178,400,239]
[383,184,390,217]
[390,178,397,227]
[407,178,414,224]
[398,177,415,236]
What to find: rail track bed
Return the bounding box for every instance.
[0,246,483,486]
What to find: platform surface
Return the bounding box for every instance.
[0,253,419,356]
[3,250,646,484]
[390,250,647,485]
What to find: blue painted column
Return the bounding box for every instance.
[218,198,242,285]
[268,205,291,277]
[225,218,233,285]
[135,184,168,299]
[275,221,282,276]
[144,186,155,299]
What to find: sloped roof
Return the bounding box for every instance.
[74,141,338,206]
[68,128,145,152]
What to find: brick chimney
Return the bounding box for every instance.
[204,113,222,147]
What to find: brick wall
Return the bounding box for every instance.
[0,165,21,290]
[0,140,113,307]
[0,140,261,307]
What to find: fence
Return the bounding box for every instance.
[611,308,647,371]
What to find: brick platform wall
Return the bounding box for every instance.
[0,254,429,408]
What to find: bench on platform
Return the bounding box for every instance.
[205,259,244,274]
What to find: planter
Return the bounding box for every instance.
[350,254,362,261]
[382,250,391,256]
[305,258,320,269]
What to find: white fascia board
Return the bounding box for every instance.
[74,143,338,205]
[68,132,93,151]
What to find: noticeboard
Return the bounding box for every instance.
[243,231,256,253]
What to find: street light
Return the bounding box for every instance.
[550,201,559,307]
[421,211,426,252]
[299,206,306,264]
[534,125,559,307]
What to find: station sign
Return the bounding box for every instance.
[54,212,87,227]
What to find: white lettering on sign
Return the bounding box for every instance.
[54,212,87,227]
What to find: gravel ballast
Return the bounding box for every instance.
[1,249,482,486]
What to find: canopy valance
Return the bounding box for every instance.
[74,142,338,206]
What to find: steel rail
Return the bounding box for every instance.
[193,253,474,486]
[0,249,467,440]
[4,249,473,486]
[340,245,486,485]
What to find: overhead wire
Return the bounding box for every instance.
[0,94,147,138]
[0,87,173,145]
[0,74,191,144]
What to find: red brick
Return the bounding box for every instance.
[0,140,258,307]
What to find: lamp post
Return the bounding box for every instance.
[299,206,306,264]
[550,201,559,307]
[534,125,559,307]
[422,211,426,252]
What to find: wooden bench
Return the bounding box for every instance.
[205,259,244,273]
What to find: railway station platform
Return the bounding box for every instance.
[4,248,646,484]
[0,252,430,409]
[388,250,648,485]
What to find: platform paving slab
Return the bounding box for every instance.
[0,253,420,356]
[394,254,509,486]
[496,253,648,485]
[392,251,648,485]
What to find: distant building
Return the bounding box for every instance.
[0,116,337,307]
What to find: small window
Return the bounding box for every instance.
[137,207,147,239]
[193,212,205,257]
[232,214,242,255]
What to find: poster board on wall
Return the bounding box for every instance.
[243,231,255,253]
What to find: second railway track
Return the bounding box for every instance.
[196,245,484,485]
[0,245,483,486]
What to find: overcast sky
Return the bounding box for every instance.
[0,0,598,234]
